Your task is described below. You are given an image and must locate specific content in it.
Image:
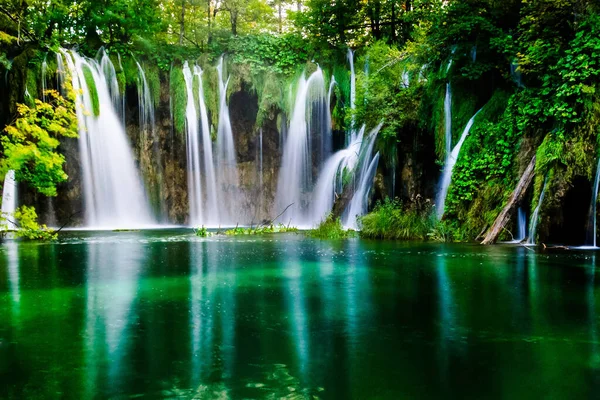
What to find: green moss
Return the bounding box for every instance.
[145,64,161,108]
[202,66,219,129]
[82,64,100,117]
[170,66,186,135]
[257,70,284,127]
[109,53,127,94]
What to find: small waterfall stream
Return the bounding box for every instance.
[183,62,204,225]
[216,57,240,224]
[527,177,549,245]
[516,207,527,242]
[444,84,452,158]
[61,49,153,228]
[195,66,220,225]
[436,109,481,219]
[344,150,381,229]
[1,170,18,229]
[586,157,600,247]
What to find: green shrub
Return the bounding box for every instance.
[359,198,436,240]
[195,226,212,237]
[224,223,298,236]
[13,206,57,241]
[307,214,355,239]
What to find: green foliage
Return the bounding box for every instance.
[13,206,57,241]
[307,214,356,239]
[195,226,212,237]
[224,224,298,235]
[359,199,436,240]
[1,90,78,196]
[82,65,100,116]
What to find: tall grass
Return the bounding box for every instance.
[308,214,356,239]
[359,198,437,240]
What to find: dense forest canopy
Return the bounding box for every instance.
[1,0,600,242]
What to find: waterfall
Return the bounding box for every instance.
[402,69,410,88]
[511,59,524,88]
[527,177,549,245]
[100,50,122,117]
[216,57,240,224]
[344,150,381,230]
[586,157,600,247]
[41,55,47,102]
[516,207,527,242]
[183,62,204,225]
[136,61,156,138]
[311,124,381,228]
[1,170,17,230]
[60,49,153,228]
[348,49,356,114]
[436,109,481,219]
[311,127,366,223]
[444,83,452,158]
[275,69,328,225]
[195,66,220,225]
[471,46,477,63]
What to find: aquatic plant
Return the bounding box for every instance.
[359,199,436,241]
[194,226,212,237]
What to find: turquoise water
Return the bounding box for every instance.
[1,230,599,399]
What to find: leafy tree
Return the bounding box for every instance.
[1,89,78,196]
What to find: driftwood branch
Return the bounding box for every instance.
[481,155,536,245]
[269,203,294,225]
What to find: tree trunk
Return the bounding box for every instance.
[207,0,212,44]
[179,0,185,45]
[278,2,283,33]
[230,11,238,35]
[481,155,536,245]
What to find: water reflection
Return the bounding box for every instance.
[84,240,146,397]
[2,234,600,398]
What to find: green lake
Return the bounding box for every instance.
[1,230,599,399]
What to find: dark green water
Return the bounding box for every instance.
[1,230,599,399]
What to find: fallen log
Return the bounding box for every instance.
[481,155,536,245]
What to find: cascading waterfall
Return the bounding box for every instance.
[182,62,221,226]
[275,68,328,225]
[1,170,17,229]
[348,49,356,134]
[60,49,153,228]
[527,177,549,245]
[586,157,600,247]
[436,109,481,219]
[311,127,366,223]
[444,83,452,158]
[216,57,240,223]
[343,131,382,229]
[41,55,47,102]
[100,50,122,117]
[183,62,204,225]
[195,66,220,225]
[516,207,527,242]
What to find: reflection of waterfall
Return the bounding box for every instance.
[436,253,457,387]
[436,109,481,219]
[1,170,17,229]
[189,240,236,384]
[60,49,153,228]
[84,240,146,397]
